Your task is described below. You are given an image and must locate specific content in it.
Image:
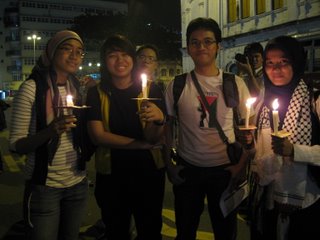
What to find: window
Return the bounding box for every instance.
[24,58,34,65]
[49,4,60,10]
[241,0,250,18]
[228,0,250,22]
[37,3,48,9]
[256,0,266,14]
[272,0,284,10]
[12,73,22,81]
[161,69,167,77]
[228,0,237,23]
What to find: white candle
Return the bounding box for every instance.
[245,97,256,128]
[141,73,148,99]
[66,94,74,107]
[272,98,279,135]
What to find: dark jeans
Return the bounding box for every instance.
[95,167,165,240]
[173,157,237,240]
[23,178,88,240]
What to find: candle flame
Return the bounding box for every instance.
[141,73,147,87]
[66,94,74,107]
[245,97,257,107]
[272,98,279,110]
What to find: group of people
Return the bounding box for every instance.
[8,16,320,240]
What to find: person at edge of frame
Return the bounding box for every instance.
[244,36,320,240]
[9,30,95,240]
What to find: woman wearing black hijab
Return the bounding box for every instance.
[249,36,320,240]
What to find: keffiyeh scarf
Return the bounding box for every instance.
[256,79,311,207]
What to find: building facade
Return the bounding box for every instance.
[180,0,320,75]
[156,59,183,87]
[0,0,127,94]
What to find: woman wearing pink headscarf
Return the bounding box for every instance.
[9,30,94,240]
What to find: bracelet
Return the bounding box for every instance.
[153,116,166,126]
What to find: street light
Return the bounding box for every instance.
[27,34,41,64]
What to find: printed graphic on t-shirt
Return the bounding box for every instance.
[197,92,218,128]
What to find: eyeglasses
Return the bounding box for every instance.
[265,59,291,68]
[189,38,217,48]
[58,46,85,59]
[137,55,157,63]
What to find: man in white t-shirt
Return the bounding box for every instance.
[164,17,252,240]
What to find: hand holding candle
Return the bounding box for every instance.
[141,73,148,99]
[245,97,256,128]
[272,98,279,135]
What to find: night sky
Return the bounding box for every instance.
[105,0,181,30]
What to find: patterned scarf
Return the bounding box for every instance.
[258,79,311,145]
[257,79,311,207]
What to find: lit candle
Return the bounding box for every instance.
[141,73,148,99]
[272,98,279,135]
[245,97,256,128]
[66,94,74,107]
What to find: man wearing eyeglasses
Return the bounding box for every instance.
[164,18,252,240]
[136,44,164,89]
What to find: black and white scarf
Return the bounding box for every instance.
[257,79,312,207]
[258,79,311,146]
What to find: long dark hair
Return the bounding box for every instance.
[99,34,136,93]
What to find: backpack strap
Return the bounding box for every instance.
[223,72,239,108]
[173,73,187,118]
[173,72,241,122]
[222,72,241,125]
[190,70,229,144]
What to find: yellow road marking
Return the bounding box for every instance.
[3,154,20,172]
[80,224,91,233]
[162,222,176,237]
[162,208,175,221]
[196,231,214,240]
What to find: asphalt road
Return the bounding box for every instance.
[0,107,250,240]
